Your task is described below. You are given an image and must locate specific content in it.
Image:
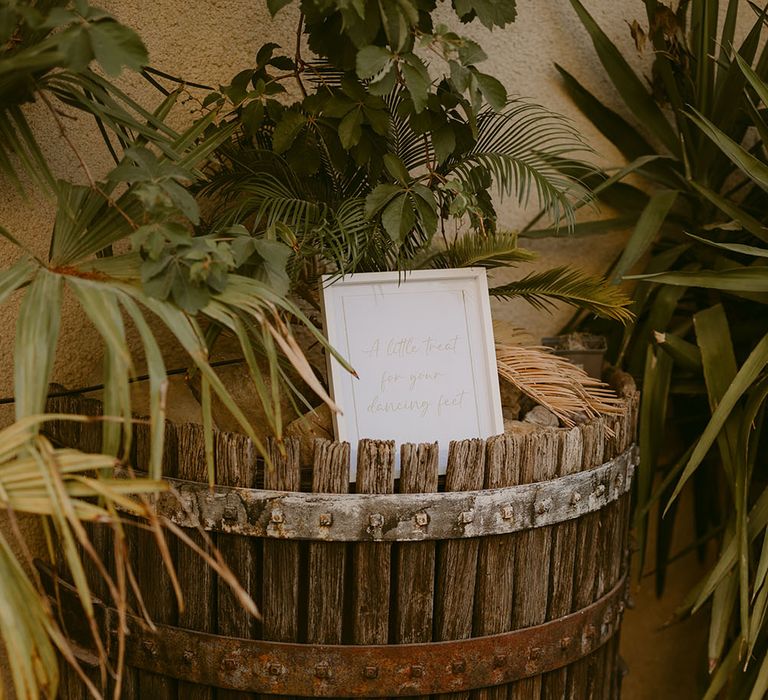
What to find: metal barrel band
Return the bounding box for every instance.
[141,444,637,542]
[39,562,626,697]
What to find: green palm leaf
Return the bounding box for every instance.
[490,266,634,323]
[445,102,594,228]
[425,231,535,269]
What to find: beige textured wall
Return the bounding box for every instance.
[0,0,655,413]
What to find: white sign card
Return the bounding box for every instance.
[320,267,504,477]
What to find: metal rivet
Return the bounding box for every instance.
[595,484,606,497]
[501,505,514,520]
[142,640,158,657]
[493,654,506,668]
[451,660,466,674]
[268,662,283,676]
[270,510,285,524]
[535,498,553,515]
[223,505,238,521]
[571,491,582,505]
[222,657,238,672]
[528,647,542,661]
[369,513,384,528]
[410,664,424,678]
[319,513,333,527]
[414,512,429,527]
[315,662,331,679]
[182,650,194,664]
[459,510,474,524]
[363,665,379,679]
[560,636,572,650]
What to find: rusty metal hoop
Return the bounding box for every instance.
[42,564,627,697]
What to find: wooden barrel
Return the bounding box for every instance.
[44,374,638,699]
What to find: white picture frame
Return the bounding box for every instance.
[320,267,504,477]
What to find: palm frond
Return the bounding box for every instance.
[445,101,596,229]
[496,343,624,427]
[426,231,536,269]
[491,266,634,323]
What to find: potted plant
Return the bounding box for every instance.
[0,1,636,698]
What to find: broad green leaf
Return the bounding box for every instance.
[266,0,293,15]
[614,189,678,282]
[356,46,391,79]
[338,109,362,148]
[14,270,62,419]
[451,0,517,28]
[473,71,506,111]
[383,154,410,185]
[88,20,147,75]
[272,111,307,154]
[381,193,415,243]
[365,183,402,218]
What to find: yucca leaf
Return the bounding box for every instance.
[688,107,768,193]
[635,345,673,573]
[689,180,768,244]
[490,266,634,323]
[695,304,751,640]
[554,63,654,161]
[669,330,768,504]
[634,266,768,294]
[654,331,703,371]
[568,0,680,156]
[709,570,738,673]
[614,189,678,282]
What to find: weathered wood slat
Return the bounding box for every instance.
[539,425,584,698]
[351,439,395,645]
[470,433,522,700]
[566,420,606,699]
[175,423,215,700]
[435,438,486,700]
[135,421,179,700]
[395,442,439,700]
[307,439,351,645]
[307,439,350,700]
[217,431,261,700]
[261,438,303,662]
[507,429,560,700]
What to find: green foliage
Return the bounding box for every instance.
[556,1,768,693]
[200,2,630,321]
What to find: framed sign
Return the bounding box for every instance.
[320,267,503,476]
